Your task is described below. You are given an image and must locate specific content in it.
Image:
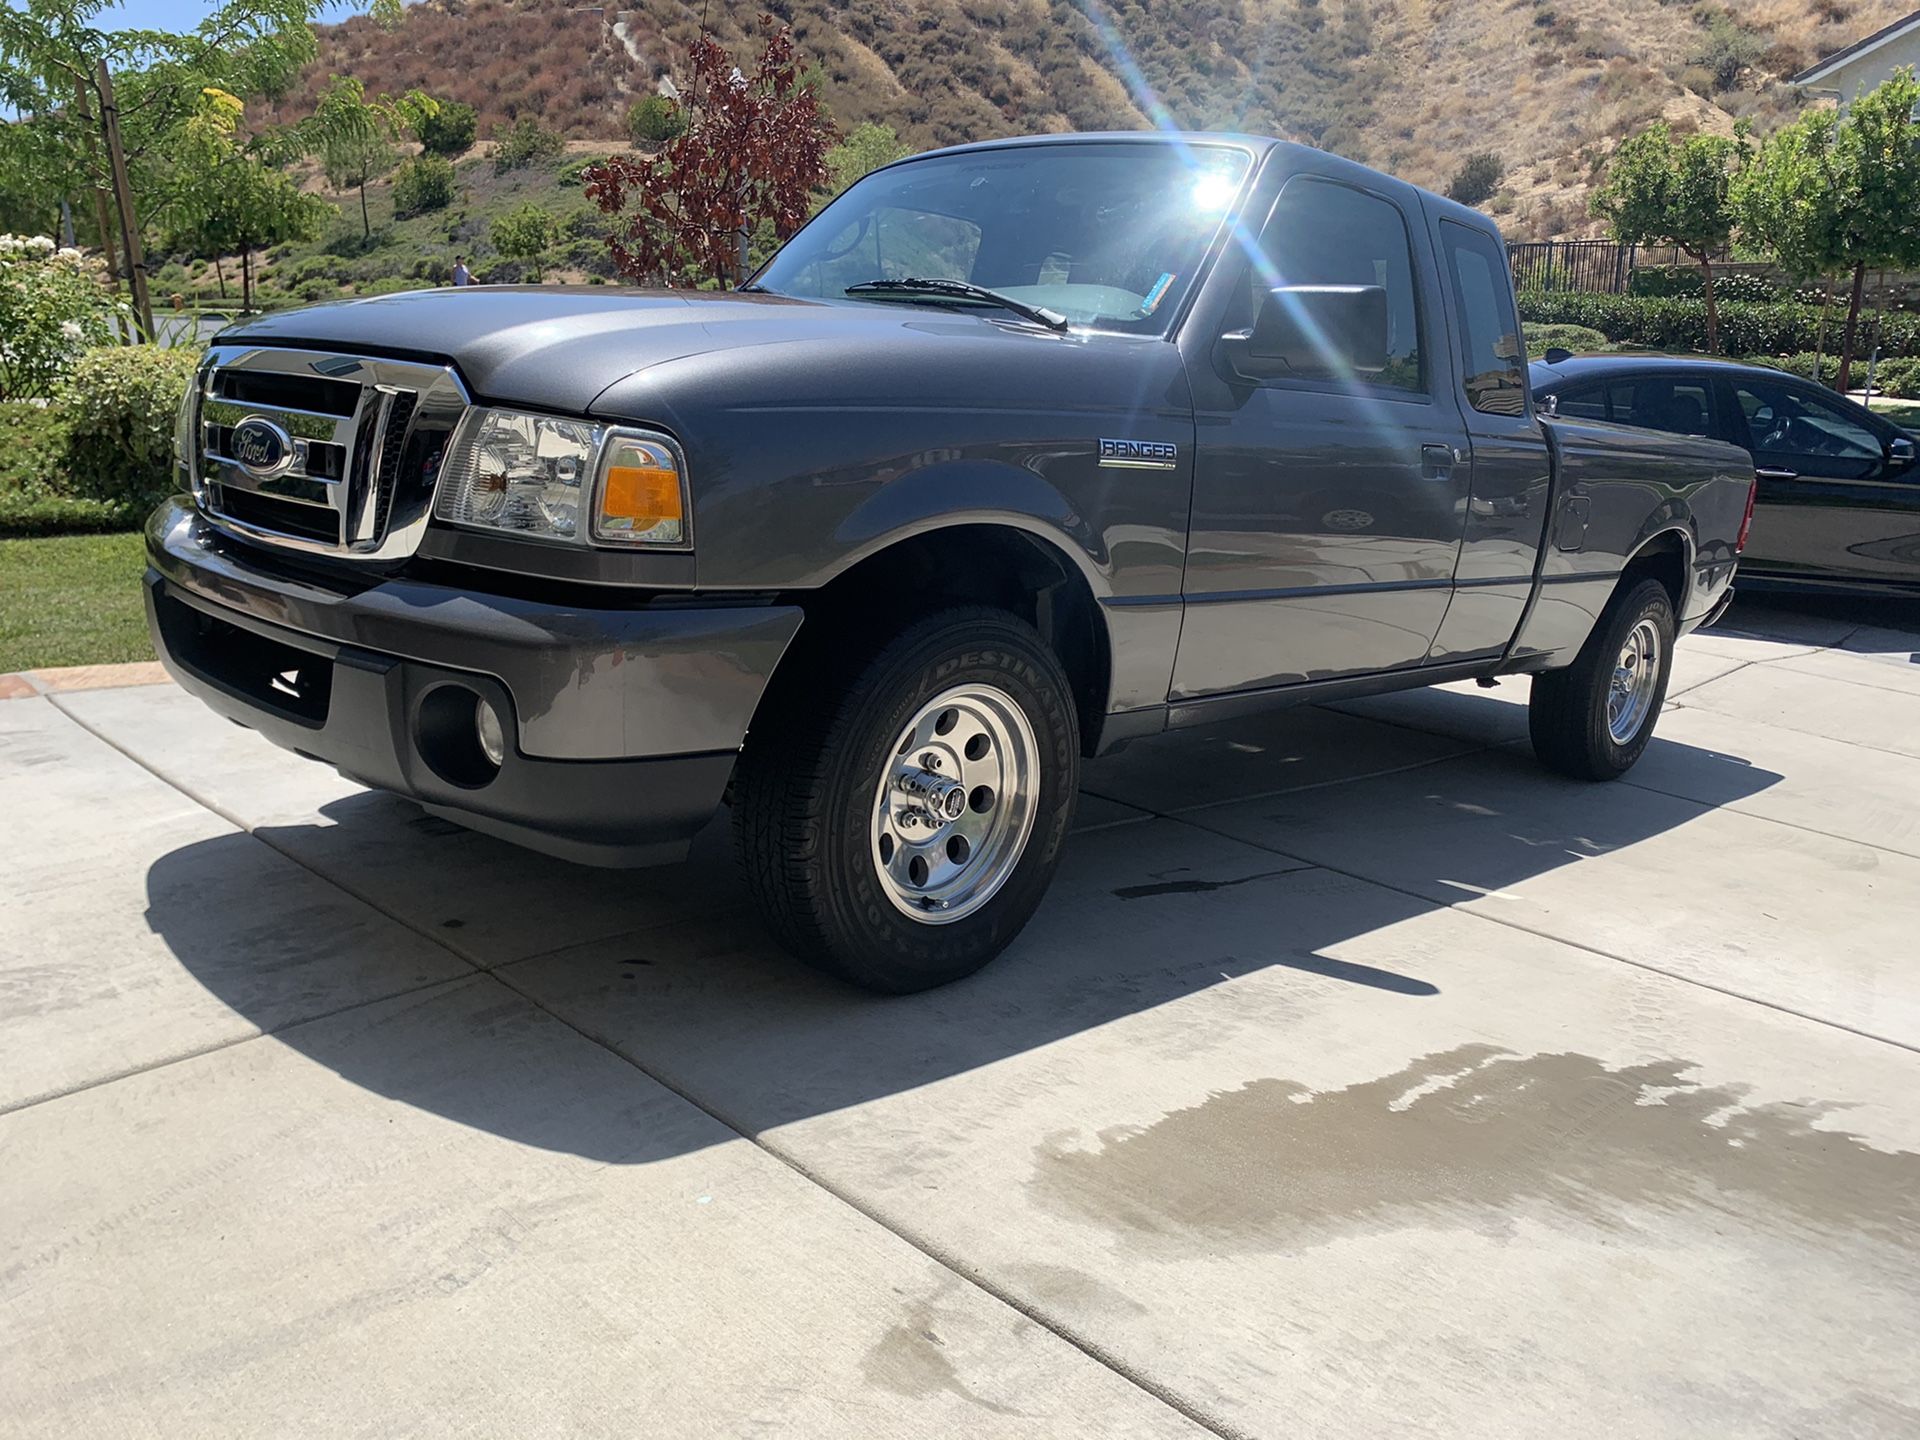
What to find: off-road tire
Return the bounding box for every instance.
[732,607,1079,993]
[1528,577,1675,781]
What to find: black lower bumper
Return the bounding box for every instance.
[144,501,802,867]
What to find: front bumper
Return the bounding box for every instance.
[145,499,803,867]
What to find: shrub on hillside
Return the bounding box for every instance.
[54,346,201,511]
[493,116,564,173]
[1691,13,1761,93]
[1445,151,1505,209]
[416,100,477,157]
[1517,291,1920,359]
[393,155,457,218]
[627,95,685,148]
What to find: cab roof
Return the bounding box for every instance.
[881,131,1472,228]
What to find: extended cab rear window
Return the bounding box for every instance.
[1440,221,1527,417]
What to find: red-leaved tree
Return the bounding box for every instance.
[584,17,836,288]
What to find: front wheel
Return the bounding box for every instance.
[1528,577,1675,781]
[732,608,1079,993]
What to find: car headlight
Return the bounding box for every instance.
[174,368,204,503]
[433,407,689,548]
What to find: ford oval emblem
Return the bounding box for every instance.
[230,416,293,478]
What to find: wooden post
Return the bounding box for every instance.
[71,77,119,284]
[95,60,154,342]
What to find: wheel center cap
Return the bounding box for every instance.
[893,764,967,826]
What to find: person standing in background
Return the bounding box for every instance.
[451,255,472,286]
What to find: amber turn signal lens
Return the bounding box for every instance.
[594,436,686,545]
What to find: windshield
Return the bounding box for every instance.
[754,141,1253,334]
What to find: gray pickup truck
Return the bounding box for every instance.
[147,132,1755,991]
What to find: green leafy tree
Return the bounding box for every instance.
[414,99,476,157]
[301,74,435,240]
[0,0,325,336]
[825,122,910,197]
[490,201,558,280]
[1591,121,1748,353]
[169,90,328,310]
[1736,68,1920,391]
[626,95,685,149]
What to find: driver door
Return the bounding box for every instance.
[1173,172,1472,697]
[1716,374,1920,587]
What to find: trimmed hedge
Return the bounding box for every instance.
[1526,323,1610,356]
[1746,352,1843,386]
[1871,356,1920,399]
[55,345,201,512]
[1627,266,1781,303]
[1518,290,1920,359]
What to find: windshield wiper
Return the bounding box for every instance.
[843,278,1069,332]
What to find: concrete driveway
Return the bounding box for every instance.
[4,598,1919,1438]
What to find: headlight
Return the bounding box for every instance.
[174,370,203,503]
[433,408,689,548]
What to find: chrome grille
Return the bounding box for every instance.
[192,345,469,561]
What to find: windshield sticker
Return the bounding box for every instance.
[1141,273,1176,315]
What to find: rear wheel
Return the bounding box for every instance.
[732,607,1079,993]
[1528,577,1675,781]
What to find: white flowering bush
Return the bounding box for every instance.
[55,345,202,510]
[0,235,125,400]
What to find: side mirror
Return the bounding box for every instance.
[1222,284,1389,381]
[1891,434,1916,468]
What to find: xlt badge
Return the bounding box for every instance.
[1098,438,1178,470]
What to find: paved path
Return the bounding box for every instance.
[4,599,1919,1438]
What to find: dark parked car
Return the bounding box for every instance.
[1532,352,1919,595]
[145,134,1754,992]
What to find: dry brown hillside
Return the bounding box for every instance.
[275,0,1918,239]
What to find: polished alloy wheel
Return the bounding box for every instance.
[1607,616,1662,744]
[870,683,1039,924]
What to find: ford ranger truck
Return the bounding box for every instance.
[146,133,1756,992]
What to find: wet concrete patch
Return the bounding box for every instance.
[1033,1046,1920,1255]
[860,1297,1027,1418]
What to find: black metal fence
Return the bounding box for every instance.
[1506,240,1637,294]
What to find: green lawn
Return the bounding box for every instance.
[0,532,153,671]
[1869,399,1920,431]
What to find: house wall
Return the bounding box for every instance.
[1802,30,1920,107]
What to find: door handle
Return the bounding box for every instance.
[1755,467,1798,480]
[1421,443,1461,479]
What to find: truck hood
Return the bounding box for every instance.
[213,284,1078,415]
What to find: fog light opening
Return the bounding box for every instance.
[475,697,506,768]
[415,684,505,789]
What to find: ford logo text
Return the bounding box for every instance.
[230,416,294,479]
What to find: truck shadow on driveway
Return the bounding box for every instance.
[141,698,1785,1165]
